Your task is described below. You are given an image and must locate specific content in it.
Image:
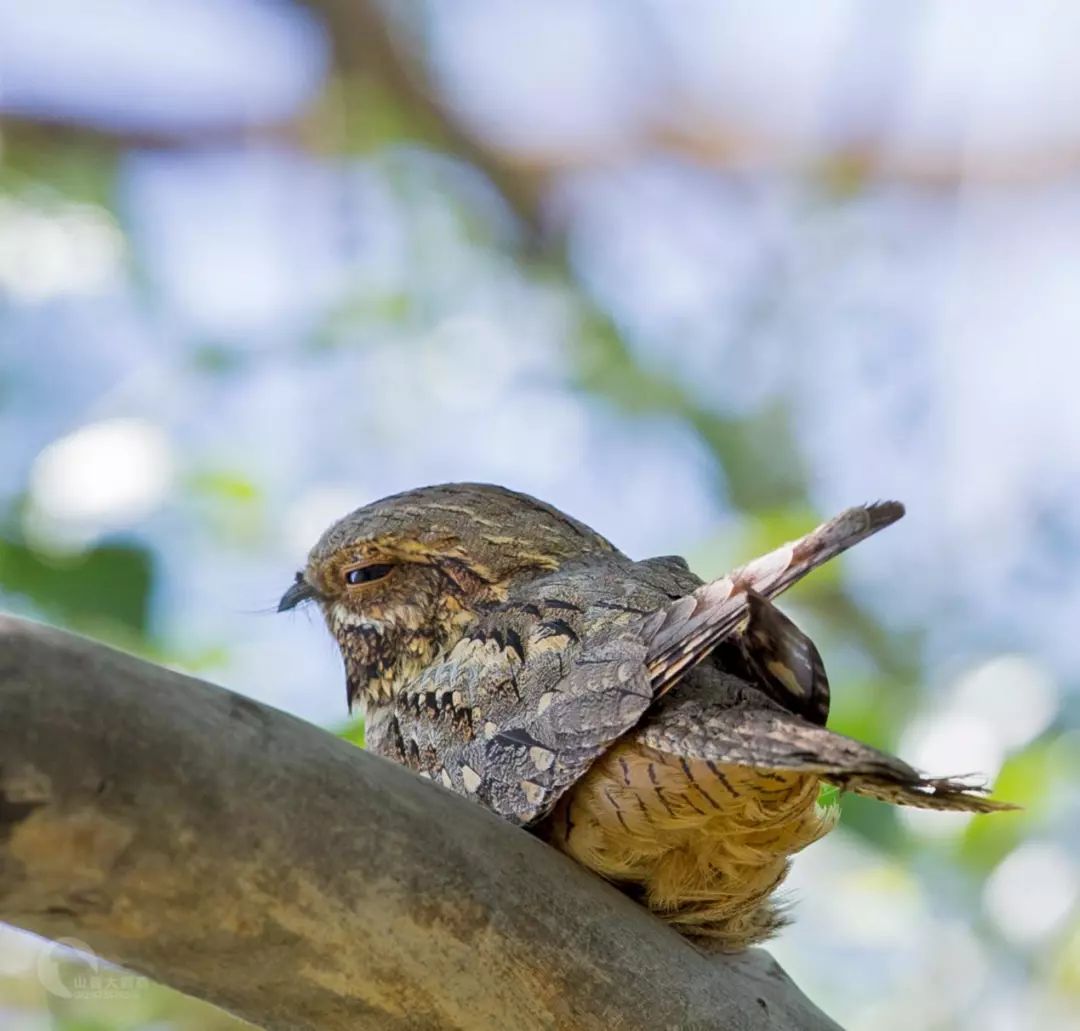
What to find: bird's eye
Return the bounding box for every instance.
[344,563,394,586]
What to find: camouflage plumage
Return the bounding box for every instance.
[283,483,1014,950]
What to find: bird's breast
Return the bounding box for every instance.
[544,735,836,950]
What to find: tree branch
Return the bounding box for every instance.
[0,615,839,1030]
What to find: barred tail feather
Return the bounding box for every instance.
[838,772,1018,813]
[640,705,1017,815]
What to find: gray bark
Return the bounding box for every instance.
[0,614,840,1030]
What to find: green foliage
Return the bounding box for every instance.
[959,741,1054,874]
[190,344,251,376]
[187,469,261,505]
[1054,922,1080,996]
[335,74,444,155]
[337,718,366,748]
[835,793,905,852]
[0,129,117,208]
[186,470,265,547]
[0,535,153,640]
[817,783,841,808]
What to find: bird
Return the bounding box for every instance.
[279,482,1014,951]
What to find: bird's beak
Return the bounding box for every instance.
[278,573,317,612]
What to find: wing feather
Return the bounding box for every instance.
[736,590,830,724]
[644,501,904,695]
[388,572,661,826]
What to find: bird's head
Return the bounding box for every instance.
[279,483,617,711]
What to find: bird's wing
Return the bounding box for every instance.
[643,501,904,696]
[393,567,667,826]
[733,590,830,725]
[640,697,1016,813]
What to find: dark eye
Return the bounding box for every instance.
[344,563,394,586]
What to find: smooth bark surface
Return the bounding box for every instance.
[0,615,840,1030]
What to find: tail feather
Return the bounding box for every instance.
[838,772,1017,813]
[644,501,904,695]
[640,703,1017,814]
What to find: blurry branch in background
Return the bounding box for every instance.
[7,1,1077,199]
[286,0,1080,198]
[0,615,839,1031]
[304,0,548,238]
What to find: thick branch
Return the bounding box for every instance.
[0,615,838,1030]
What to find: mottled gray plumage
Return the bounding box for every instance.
[368,558,675,824]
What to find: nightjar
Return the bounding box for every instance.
[280,483,1013,950]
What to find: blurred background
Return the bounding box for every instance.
[1,1,1078,1028]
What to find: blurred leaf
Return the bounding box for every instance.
[573,307,688,415]
[171,645,231,674]
[1052,916,1080,997]
[43,979,251,1030]
[959,741,1054,875]
[188,470,261,505]
[191,344,250,375]
[316,289,415,350]
[186,469,265,547]
[836,792,905,852]
[0,536,153,637]
[337,718,365,748]
[0,126,117,208]
[818,783,841,808]
[743,504,823,553]
[692,403,807,512]
[816,155,873,200]
[827,676,911,752]
[331,73,439,154]
[50,1019,115,1031]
